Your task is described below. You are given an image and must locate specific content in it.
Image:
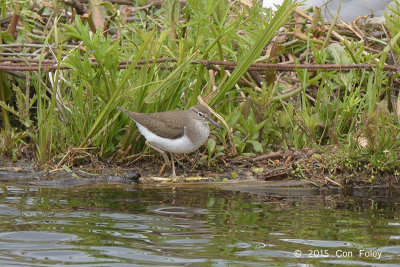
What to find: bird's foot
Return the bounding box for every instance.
[147,173,187,183]
[173,156,189,176]
[168,173,187,182]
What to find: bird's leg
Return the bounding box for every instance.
[145,141,170,176]
[145,142,185,179]
[170,154,187,180]
[170,153,177,178]
[173,155,187,175]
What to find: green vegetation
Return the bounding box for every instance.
[1,0,400,183]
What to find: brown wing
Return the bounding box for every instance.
[118,107,186,139]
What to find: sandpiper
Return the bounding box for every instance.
[117,104,222,177]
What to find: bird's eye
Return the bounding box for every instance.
[198,112,204,117]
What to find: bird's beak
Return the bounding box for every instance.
[208,117,223,129]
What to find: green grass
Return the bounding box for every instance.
[1,0,400,181]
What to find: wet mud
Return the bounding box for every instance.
[0,148,398,189]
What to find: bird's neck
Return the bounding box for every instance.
[185,121,210,147]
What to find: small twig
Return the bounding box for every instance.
[59,0,88,15]
[324,176,343,187]
[251,151,286,162]
[79,0,187,8]
[55,147,96,169]
[294,8,344,42]
[0,56,399,72]
[7,7,21,37]
[0,43,77,48]
[338,18,363,40]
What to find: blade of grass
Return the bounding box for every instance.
[145,49,200,103]
[80,30,156,147]
[210,0,301,106]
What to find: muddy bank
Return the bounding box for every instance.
[0,149,399,189]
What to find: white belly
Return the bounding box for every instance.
[136,123,205,153]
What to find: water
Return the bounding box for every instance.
[0,184,399,266]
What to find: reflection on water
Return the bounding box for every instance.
[0,184,399,266]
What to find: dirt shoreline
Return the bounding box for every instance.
[1,149,399,188]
